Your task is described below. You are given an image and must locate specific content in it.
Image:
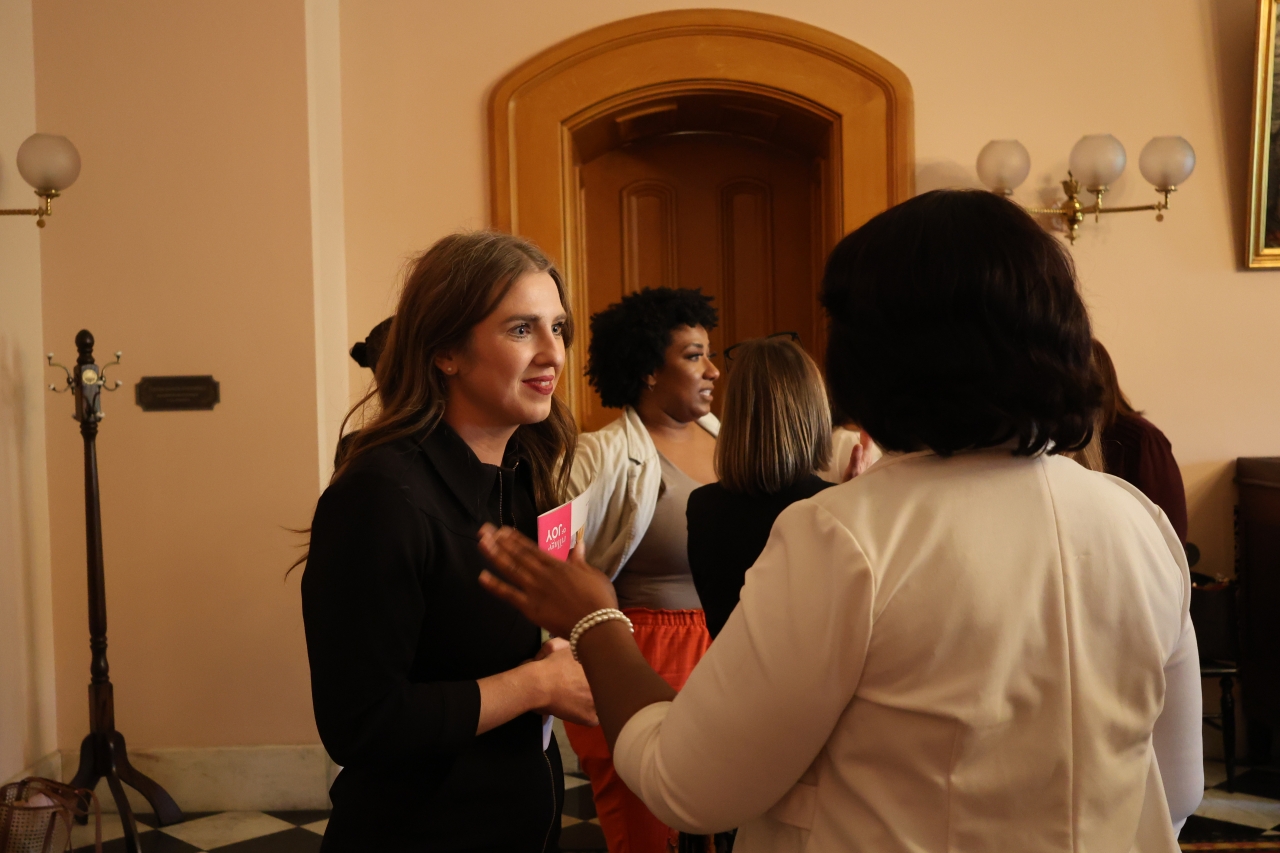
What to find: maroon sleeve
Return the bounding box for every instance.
[1134,422,1189,543]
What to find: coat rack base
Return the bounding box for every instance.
[67,686,183,851]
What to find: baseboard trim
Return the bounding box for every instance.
[4,750,63,786]
[59,744,334,813]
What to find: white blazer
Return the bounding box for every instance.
[569,406,718,580]
[613,449,1203,853]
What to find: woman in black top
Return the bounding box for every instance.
[300,232,596,852]
[685,335,838,638]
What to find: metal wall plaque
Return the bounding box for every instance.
[135,376,220,411]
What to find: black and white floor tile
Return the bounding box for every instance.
[71,762,1277,852]
[558,772,608,852]
[70,774,605,853]
[70,809,327,853]
[1178,761,1280,848]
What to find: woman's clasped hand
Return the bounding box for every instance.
[478,523,616,640]
[527,636,599,726]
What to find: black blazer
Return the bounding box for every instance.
[301,423,564,852]
[686,475,835,638]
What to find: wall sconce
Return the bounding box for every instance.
[976,134,1195,243]
[0,133,81,227]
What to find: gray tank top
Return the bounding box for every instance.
[613,454,704,611]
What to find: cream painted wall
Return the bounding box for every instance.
[0,0,59,782]
[32,1,322,749]
[340,0,1278,579]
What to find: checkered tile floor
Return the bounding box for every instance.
[71,762,1279,852]
[1179,762,1280,848]
[70,772,605,853]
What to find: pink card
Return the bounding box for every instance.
[537,481,596,560]
[538,501,575,560]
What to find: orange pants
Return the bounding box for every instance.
[564,608,712,853]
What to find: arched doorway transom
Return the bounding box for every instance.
[489,9,914,423]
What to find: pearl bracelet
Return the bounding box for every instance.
[568,608,633,661]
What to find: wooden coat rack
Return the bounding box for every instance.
[49,330,182,852]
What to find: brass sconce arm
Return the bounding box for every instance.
[0,190,59,227]
[1023,176,1176,243]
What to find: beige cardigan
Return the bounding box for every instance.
[614,449,1202,852]
[569,406,718,580]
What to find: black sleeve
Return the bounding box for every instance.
[301,469,481,767]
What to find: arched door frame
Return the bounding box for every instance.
[489,9,914,417]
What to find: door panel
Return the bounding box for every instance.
[580,132,819,431]
[721,180,774,344]
[621,181,678,292]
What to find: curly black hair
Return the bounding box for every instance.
[821,189,1100,457]
[586,288,719,409]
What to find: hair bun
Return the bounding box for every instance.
[350,341,370,368]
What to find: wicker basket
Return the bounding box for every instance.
[0,778,99,853]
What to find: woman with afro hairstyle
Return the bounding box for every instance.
[562,287,721,853]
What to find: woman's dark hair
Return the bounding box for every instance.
[821,189,1100,457]
[350,318,392,371]
[1091,339,1141,431]
[586,288,718,408]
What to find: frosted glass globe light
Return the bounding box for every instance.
[16,133,81,193]
[976,140,1031,194]
[1068,134,1126,190]
[1138,136,1195,190]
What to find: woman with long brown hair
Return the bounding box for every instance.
[300,231,596,852]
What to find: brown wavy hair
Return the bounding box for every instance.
[1091,338,1141,431]
[292,232,576,572]
[333,231,577,511]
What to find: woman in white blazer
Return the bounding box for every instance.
[479,190,1203,853]
[565,287,722,853]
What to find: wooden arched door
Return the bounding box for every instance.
[489,10,914,427]
[576,95,829,429]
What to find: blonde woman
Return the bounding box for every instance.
[685,333,835,638]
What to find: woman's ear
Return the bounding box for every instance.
[642,371,657,392]
[435,351,459,377]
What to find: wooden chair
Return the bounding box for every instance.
[1191,563,1241,791]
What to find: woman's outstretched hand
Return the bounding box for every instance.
[477,523,617,639]
[480,523,679,751]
